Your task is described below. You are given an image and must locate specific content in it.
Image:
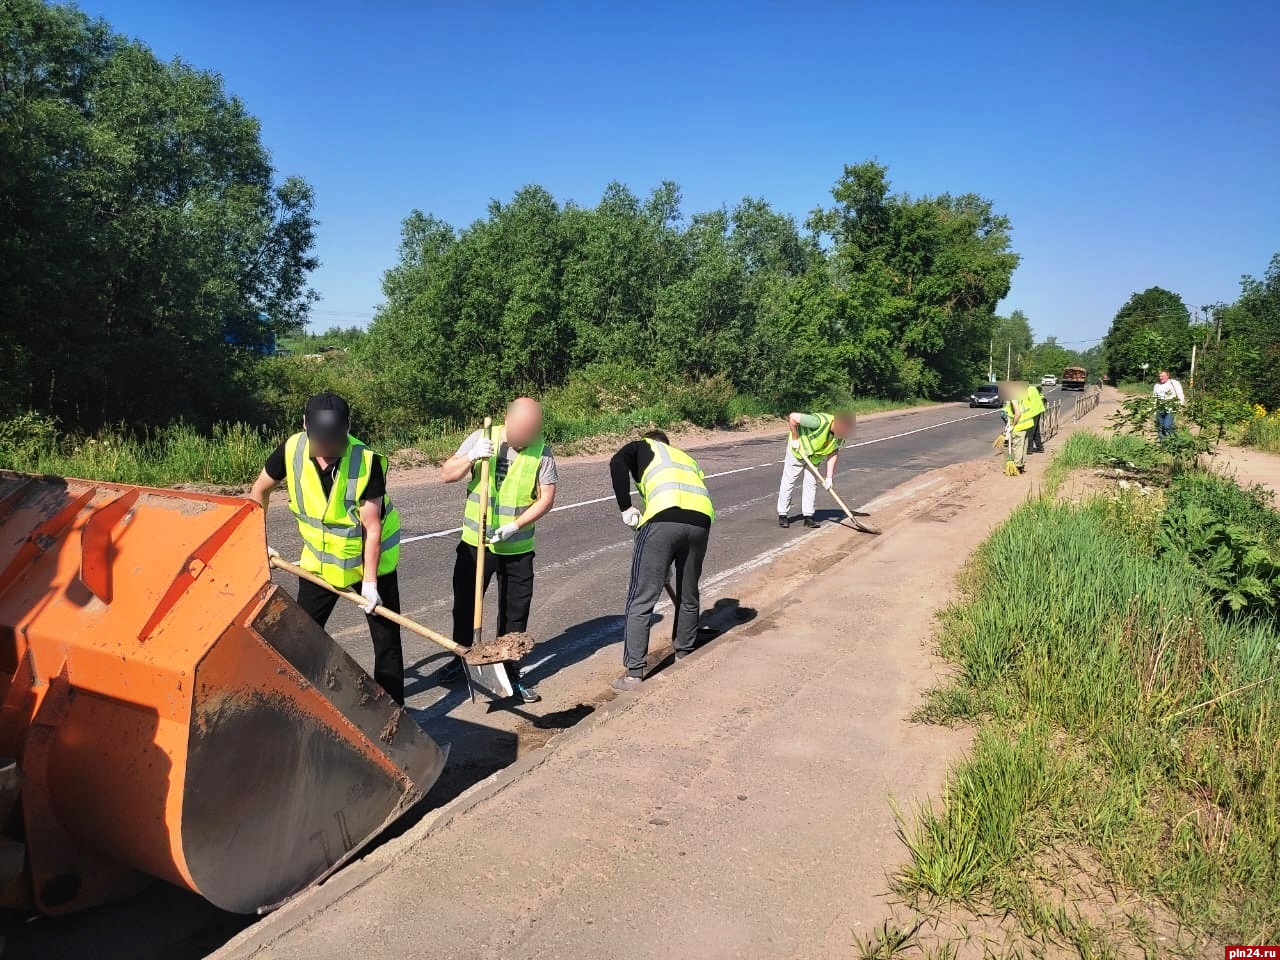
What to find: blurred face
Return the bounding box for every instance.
[832,414,856,438]
[505,398,543,448]
[1158,371,1170,384]
[303,418,346,459]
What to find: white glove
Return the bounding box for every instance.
[621,507,641,527]
[822,476,833,491]
[788,437,801,453]
[359,581,381,614]
[490,522,520,543]
[267,545,280,562]
[469,438,493,462]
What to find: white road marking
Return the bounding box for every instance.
[396,410,988,549]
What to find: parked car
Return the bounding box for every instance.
[1040,374,1057,387]
[969,383,1001,408]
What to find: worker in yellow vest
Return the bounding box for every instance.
[1001,392,1035,473]
[777,411,856,528]
[439,398,558,703]
[608,429,715,692]
[248,393,406,703]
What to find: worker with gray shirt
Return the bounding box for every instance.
[609,429,715,692]
[776,410,855,528]
[438,398,557,703]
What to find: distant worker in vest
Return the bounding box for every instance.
[439,397,558,703]
[247,393,406,703]
[776,410,855,528]
[609,429,715,692]
[999,382,1035,474]
[1024,383,1047,453]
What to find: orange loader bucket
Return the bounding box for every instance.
[0,471,446,915]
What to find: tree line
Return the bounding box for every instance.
[3,0,1024,451]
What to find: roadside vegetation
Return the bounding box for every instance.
[881,423,1280,956]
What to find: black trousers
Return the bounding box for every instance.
[296,570,405,704]
[451,541,534,679]
[1031,414,1044,451]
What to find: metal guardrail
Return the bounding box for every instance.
[1072,387,1101,421]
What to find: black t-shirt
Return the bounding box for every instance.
[264,442,387,514]
[609,440,711,528]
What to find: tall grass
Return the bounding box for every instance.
[904,495,1280,946]
[1244,413,1280,454]
[1041,430,1164,493]
[0,415,273,487]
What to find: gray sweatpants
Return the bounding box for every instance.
[776,453,819,517]
[623,521,710,675]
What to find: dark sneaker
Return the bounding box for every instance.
[674,649,692,661]
[803,516,820,528]
[514,683,541,704]
[437,658,464,685]
[611,674,643,692]
[778,514,790,528]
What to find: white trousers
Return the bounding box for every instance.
[776,454,816,517]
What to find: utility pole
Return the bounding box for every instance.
[988,339,993,382]
[1189,344,1197,391]
[1006,343,1011,381]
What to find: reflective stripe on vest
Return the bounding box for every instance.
[795,413,842,460]
[637,439,715,527]
[1003,402,1034,432]
[462,429,545,555]
[284,432,401,587]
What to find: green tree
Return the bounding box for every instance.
[811,162,1019,398]
[1198,254,1280,407]
[0,0,317,428]
[991,310,1036,378]
[1102,287,1192,381]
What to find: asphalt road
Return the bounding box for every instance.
[5,393,1063,960]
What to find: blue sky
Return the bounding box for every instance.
[81,0,1279,346]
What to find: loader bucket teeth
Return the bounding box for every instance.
[0,470,447,915]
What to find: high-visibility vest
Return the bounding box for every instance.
[462,427,544,556]
[1003,401,1034,432]
[792,413,843,461]
[637,439,715,527]
[1024,387,1046,417]
[284,433,401,588]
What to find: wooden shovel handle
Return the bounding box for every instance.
[269,554,466,656]
[798,450,857,522]
[473,417,493,634]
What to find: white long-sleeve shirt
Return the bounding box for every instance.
[1153,379,1185,404]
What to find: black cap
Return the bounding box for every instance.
[304,393,350,443]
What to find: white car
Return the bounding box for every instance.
[1040,374,1057,387]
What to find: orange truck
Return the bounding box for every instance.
[1061,366,1088,390]
[0,471,446,916]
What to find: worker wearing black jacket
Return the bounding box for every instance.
[608,430,715,693]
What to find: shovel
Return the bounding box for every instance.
[797,449,881,535]
[269,556,530,702]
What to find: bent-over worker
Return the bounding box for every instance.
[609,429,715,692]
[1002,391,1034,473]
[248,393,405,703]
[776,411,855,528]
[439,398,557,703]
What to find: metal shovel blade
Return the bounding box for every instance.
[466,661,513,701]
